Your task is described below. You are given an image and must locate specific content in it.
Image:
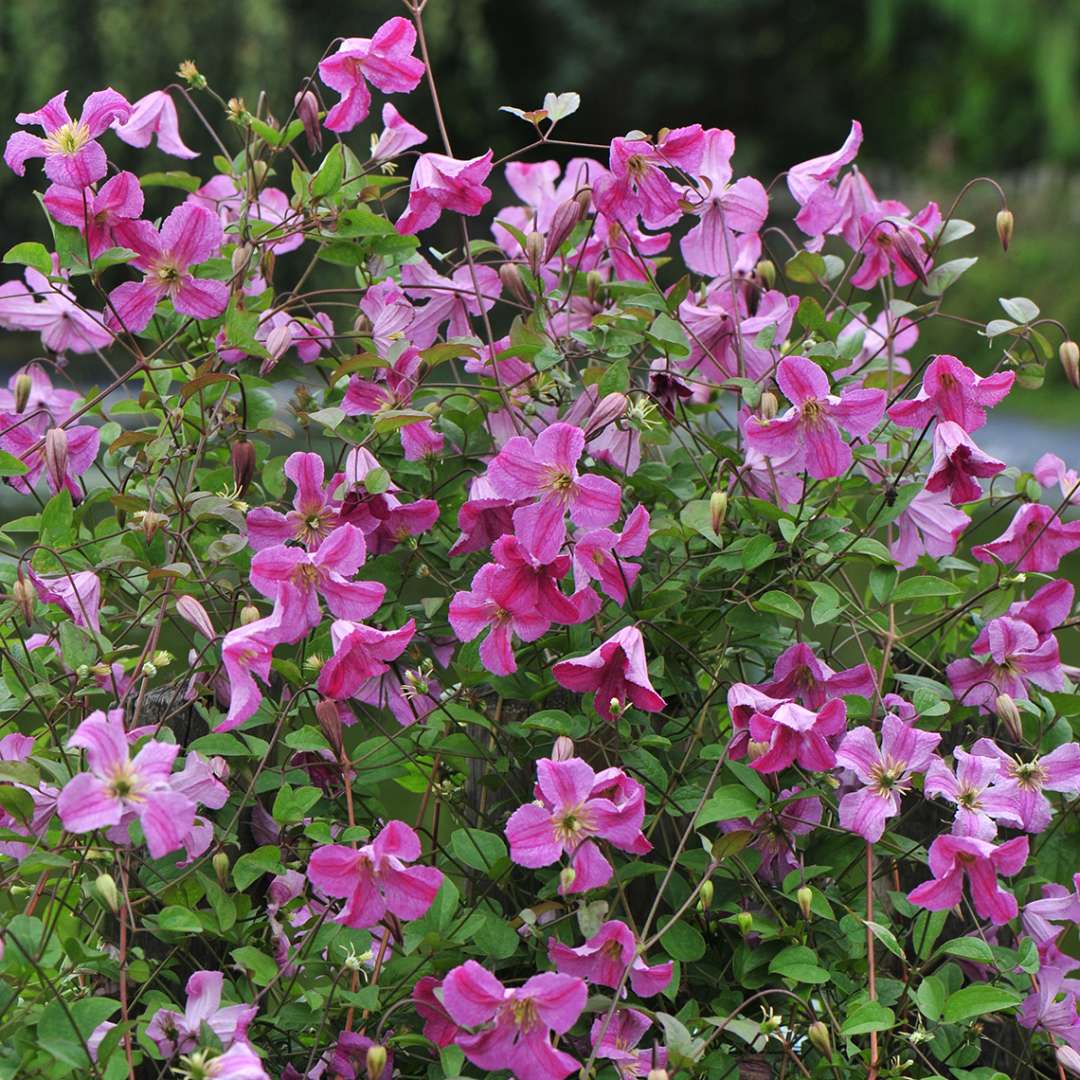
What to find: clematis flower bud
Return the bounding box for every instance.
[796,885,813,920]
[231,439,256,496]
[1059,1046,1080,1078]
[95,873,120,913]
[586,270,603,304]
[584,392,628,438]
[240,604,261,626]
[13,373,32,414]
[231,244,252,278]
[543,196,585,263]
[43,428,68,494]
[13,576,35,625]
[316,698,344,758]
[1060,340,1080,390]
[697,879,714,911]
[265,323,292,364]
[294,88,322,154]
[525,231,544,276]
[365,1046,387,1080]
[755,259,776,289]
[177,60,207,90]
[132,510,169,542]
[759,391,778,420]
[213,851,230,889]
[807,1021,832,1057]
[996,209,1014,252]
[647,1069,669,1080]
[710,490,728,534]
[353,312,373,337]
[499,262,531,307]
[736,911,754,936]
[893,228,928,286]
[176,595,216,640]
[551,736,575,761]
[994,693,1023,743]
[559,866,576,892]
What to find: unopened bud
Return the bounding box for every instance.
[552,736,575,761]
[13,372,32,414]
[647,1069,669,1080]
[559,866,576,892]
[240,604,261,626]
[265,323,292,363]
[525,232,545,276]
[294,88,323,154]
[759,391,778,420]
[315,698,344,758]
[231,439,256,496]
[353,313,373,338]
[736,911,754,936]
[227,97,249,123]
[43,428,68,493]
[584,392,628,438]
[543,196,585,263]
[710,490,728,534]
[95,872,120,913]
[807,1021,832,1057]
[796,885,813,920]
[996,209,1014,252]
[893,229,929,286]
[499,262,531,307]
[755,259,776,289]
[1059,1046,1080,1078]
[586,269,603,304]
[13,577,34,625]
[231,244,253,277]
[132,510,169,542]
[365,1045,388,1080]
[212,851,230,888]
[574,186,593,217]
[697,880,714,912]
[1060,341,1080,390]
[141,661,158,679]
[176,595,216,640]
[995,693,1023,743]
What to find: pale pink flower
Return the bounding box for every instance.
[548,920,672,996]
[145,969,257,1057]
[396,150,494,234]
[113,90,198,158]
[972,737,1080,833]
[590,1009,664,1080]
[246,451,343,551]
[972,502,1080,573]
[891,487,970,569]
[1034,452,1080,505]
[758,642,875,710]
[29,568,101,632]
[0,263,114,353]
[924,748,1024,839]
[370,102,427,162]
[43,170,144,260]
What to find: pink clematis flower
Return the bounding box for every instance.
[370,102,427,163]
[925,421,1006,504]
[5,88,131,188]
[448,562,550,676]
[487,422,622,563]
[441,961,587,1080]
[400,258,501,348]
[924,748,1024,839]
[396,150,494,234]
[947,616,1064,712]
[972,737,1080,833]
[413,976,462,1048]
[318,17,425,133]
[722,787,822,884]
[836,714,942,842]
[189,1042,269,1079]
[552,625,666,722]
[887,354,1014,433]
[505,756,650,894]
[975,578,1074,649]
[891,486,970,569]
[548,920,673,996]
[0,364,78,428]
[0,263,114,353]
[744,355,886,479]
[743,698,847,774]
[591,1009,665,1080]
[972,502,1080,573]
[29,568,101,632]
[758,642,875,710]
[254,309,335,368]
[246,451,343,551]
[145,970,257,1057]
[573,504,650,604]
[1019,966,1080,1050]
[329,1032,394,1080]
[43,170,144,260]
[908,833,1029,926]
[113,90,198,158]
[306,820,443,928]
[1034,452,1080,505]
[490,533,596,625]
[106,204,228,333]
[57,710,195,859]
[316,618,416,700]
[249,523,385,634]
[787,120,863,243]
[2,422,99,503]
[449,474,521,558]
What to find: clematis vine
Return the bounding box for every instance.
[145,969,257,1058]
[548,919,673,996]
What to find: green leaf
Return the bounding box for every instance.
[233,845,283,891]
[769,945,830,984]
[865,920,905,960]
[0,450,29,477]
[755,590,804,620]
[841,1001,895,1036]
[892,576,960,602]
[925,256,977,296]
[785,250,827,284]
[311,143,345,199]
[4,241,52,276]
[999,296,1039,324]
[915,974,946,1021]
[272,784,322,824]
[942,985,1022,1023]
[232,945,280,986]
[648,313,691,358]
[157,905,203,933]
[450,828,508,873]
[741,535,777,570]
[36,997,119,1069]
[696,785,760,825]
[939,937,995,965]
[661,920,706,962]
[58,621,96,668]
[473,911,519,959]
[140,170,204,192]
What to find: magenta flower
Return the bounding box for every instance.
[506,756,649,894]
[924,748,1024,839]
[888,354,1014,432]
[908,833,1029,925]
[106,204,228,333]
[490,534,596,625]
[113,90,197,158]
[306,820,443,928]
[891,486,970,569]
[342,346,423,416]
[972,737,1080,833]
[396,150,494,234]
[744,355,885,479]
[357,278,416,355]
[316,617,416,701]
[0,264,114,354]
[722,787,822,884]
[548,920,673,997]
[1035,452,1080,505]
[371,102,427,163]
[246,451,343,551]
[145,970,257,1057]
[400,259,501,348]
[487,422,622,563]
[449,562,551,676]
[759,642,875,710]
[836,715,942,842]
[573,504,650,604]
[947,616,1064,712]
[925,420,1006,504]
[744,698,847,774]
[188,1042,269,1080]
[249,523,386,634]
[787,120,863,241]
[972,502,1080,573]
[2,423,99,503]
[5,88,131,188]
[976,579,1074,650]
[0,364,78,428]
[57,710,195,859]
[449,474,521,558]
[255,309,334,368]
[441,960,587,1080]
[329,1032,394,1080]
[43,170,144,260]
[29,568,101,632]
[413,976,462,1048]
[590,1009,664,1080]
[552,625,666,723]
[318,17,425,133]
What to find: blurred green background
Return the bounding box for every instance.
[2,0,1080,438]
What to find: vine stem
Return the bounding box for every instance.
[866,841,879,1080]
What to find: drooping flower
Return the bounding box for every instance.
[28,568,101,632]
[0,263,114,353]
[590,1009,665,1080]
[551,625,666,722]
[316,618,416,700]
[106,204,228,333]
[1018,966,1080,1051]
[448,474,521,558]
[413,976,462,1048]
[573,504,650,603]
[891,486,970,568]
[972,737,1080,833]
[441,960,587,1080]
[2,423,99,503]
[787,120,863,243]
[145,970,257,1057]
[0,364,78,428]
[907,833,1029,925]
[318,17,425,133]
[5,88,131,188]
[722,787,822,884]
[925,420,1006,504]
[57,710,195,859]
[400,259,501,348]
[924,748,1024,839]
[972,502,1080,573]
[758,642,875,710]
[744,355,886,480]
[306,820,443,928]
[329,1032,394,1080]
[177,1042,269,1080]
[113,90,198,158]
[396,150,494,234]
[887,354,1014,433]
[548,920,673,996]
[975,579,1074,650]
[743,698,847,774]
[836,714,942,842]
[1034,452,1080,505]
[42,170,144,260]
[505,756,650,894]
[370,102,427,163]
[246,451,343,551]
